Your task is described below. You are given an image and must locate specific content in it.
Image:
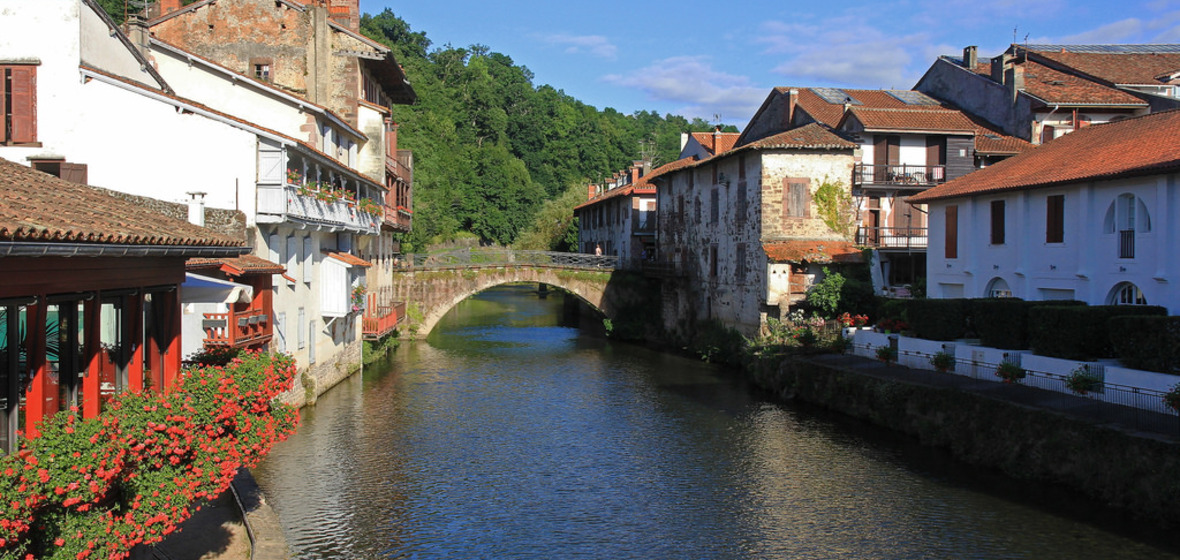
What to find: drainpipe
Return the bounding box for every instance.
[1039,104,1061,144]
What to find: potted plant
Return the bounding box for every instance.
[995,361,1026,384]
[1065,365,1103,395]
[876,345,897,364]
[1163,383,1180,413]
[286,169,302,185]
[930,351,955,373]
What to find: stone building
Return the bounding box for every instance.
[654,124,860,337]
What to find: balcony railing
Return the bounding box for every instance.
[202,309,272,348]
[856,226,928,249]
[363,301,406,340]
[1119,229,1135,259]
[854,164,945,188]
[284,186,382,234]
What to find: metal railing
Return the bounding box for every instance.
[854,164,946,187]
[848,340,1180,436]
[363,300,405,340]
[856,226,928,249]
[1119,229,1135,259]
[401,249,618,271]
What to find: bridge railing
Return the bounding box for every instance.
[403,249,618,270]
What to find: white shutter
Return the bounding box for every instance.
[302,236,314,283]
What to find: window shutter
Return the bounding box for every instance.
[945,205,958,259]
[8,66,35,144]
[286,236,297,286]
[784,178,810,218]
[990,200,1005,245]
[0,69,7,143]
[1046,195,1064,243]
[302,236,313,283]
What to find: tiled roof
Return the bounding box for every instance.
[575,158,694,210]
[1029,47,1180,85]
[324,251,372,267]
[960,112,1033,155]
[784,88,948,127]
[187,255,286,276]
[844,107,976,133]
[741,123,857,150]
[0,158,242,247]
[689,131,741,155]
[763,240,863,264]
[908,109,1180,203]
[969,60,1146,106]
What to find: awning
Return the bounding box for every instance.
[181,273,254,305]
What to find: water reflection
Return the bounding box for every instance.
[254,285,1179,560]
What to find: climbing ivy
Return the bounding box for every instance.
[813,177,858,241]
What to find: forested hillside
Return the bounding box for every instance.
[359,10,721,250]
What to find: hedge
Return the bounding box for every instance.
[1030,305,1167,360]
[907,298,970,341]
[972,299,1086,350]
[1109,316,1180,374]
[0,350,300,560]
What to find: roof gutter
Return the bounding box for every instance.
[0,242,248,259]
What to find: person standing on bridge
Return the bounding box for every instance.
[595,243,602,256]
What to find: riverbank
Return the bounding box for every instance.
[746,351,1180,528]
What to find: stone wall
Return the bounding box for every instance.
[278,336,362,408]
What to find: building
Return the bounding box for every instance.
[654,124,860,336]
[0,158,246,451]
[738,87,1030,289]
[575,159,689,267]
[915,45,1180,145]
[908,109,1180,313]
[679,128,740,160]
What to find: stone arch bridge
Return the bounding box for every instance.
[388,250,649,337]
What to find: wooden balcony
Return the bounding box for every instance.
[854,164,945,189]
[202,308,272,348]
[856,226,928,250]
[363,300,406,340]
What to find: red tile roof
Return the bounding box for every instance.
[1032,50,1180,86]
[0,158,242,247]
[187,255,286,276]
[763,240,863,264]
[324,251,372,267]
[689,131,741,156]
[740,123,857,150]
[783,88,948,127]
[961,112,1033,155]
[969,60,1146,106]
[908,109,1180,203]
[843,107,976,133]
[575,158,694,210]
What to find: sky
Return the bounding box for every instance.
[359,0,1180,128]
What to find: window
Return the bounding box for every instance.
[735,243,747,283]
[250,58,272,82]
[784,178,810,218]
[986,277,1012,298]
[286,236,297,287]
[735,182,747,226]
[710,188,719,224]
[1,64,37,145]
[738,155,746,180]
[709,244,718,278]
[1109,282,1147,306]
[990,200,1005,245]
[275,312,287,352]
[944,205,958,259]
[298,308,306,350]
[1046,194,1064,243]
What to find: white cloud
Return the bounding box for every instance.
[1057,18,1145,43]
[538,33,618,60]
[602,56,767,122]
[756,18,929,88]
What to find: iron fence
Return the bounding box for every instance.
[402,249,618,271]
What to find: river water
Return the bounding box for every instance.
[253,285,1179,559]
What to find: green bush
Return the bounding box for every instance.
[837,277,878,318]
[907,298,970,341]
[1031,305,1167,360]
[877,298,908,324]
[1109,316,1180,373]
[805,268,845,318]
[689,320,746,365]
[972,299,1086,349]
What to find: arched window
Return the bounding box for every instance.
[1108,282,1147,306]
[1103,193,1152,234]
[985,277,1012,298]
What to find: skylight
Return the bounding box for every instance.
[811,88,861,105]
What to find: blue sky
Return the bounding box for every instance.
[360,0,1180,127]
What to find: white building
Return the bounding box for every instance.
[910,110,1180,313]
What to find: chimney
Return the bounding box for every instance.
[1006,65,1025,102]
[713,125,722,151]
[680,132,690,152]
[125,13,150,57]
[156,0,182,17]
[991,52,1012,84]
[186,192,207,227]
[962,46,977,69]
[787,88,799,127]
[630,161,643,183]
[588,184,597,200]
[328,0,360,32]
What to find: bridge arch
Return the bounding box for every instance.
[390,266,623,338]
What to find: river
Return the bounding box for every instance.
[253,284,1179,559]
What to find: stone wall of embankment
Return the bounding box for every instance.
[745,353,1180,527]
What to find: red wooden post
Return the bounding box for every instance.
[83,298,101,420]
[163,290,183,393]
[23,300,47,438]
[127,294,144,393]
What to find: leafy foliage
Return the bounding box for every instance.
[813,177,857,241]
[0,350,299,559]
[805,268,845,318]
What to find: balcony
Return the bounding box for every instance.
[202,309,272,348]
[854,164,945,189]
[856,226,928,250]
[285,186,382,234]
[363,301,406,340]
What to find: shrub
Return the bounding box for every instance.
[877,298,908,325]
[876,345,897,363]
[1031,305,1167,360]
[0,350,299,560]
[690,320,746,365]
[995,361,1027,384]
[907,298,970,341]
[1065,365,1104,395]
[972,299,1086,350]
[805,268,845,318]
[1109,316,1180,373]
[930,351,956,372]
